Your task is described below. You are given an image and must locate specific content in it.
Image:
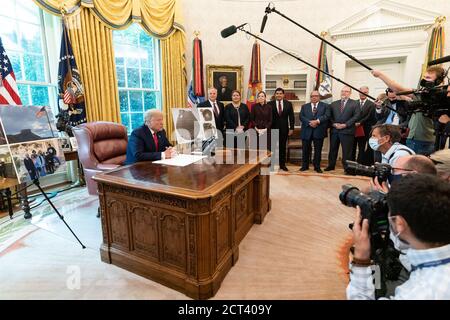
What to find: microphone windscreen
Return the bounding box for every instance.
[260,14,268,33]
[221,25,237,38]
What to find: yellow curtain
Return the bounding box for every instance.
[161,30,187,141]
[64,9,120,122]
[34,0,187,127]
[421,16,446,77]
[33,0,186,129]
[34,0,184,36]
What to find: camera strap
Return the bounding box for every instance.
[388,148,414,162]
[411,257,450,272]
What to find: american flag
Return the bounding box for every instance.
[0,37,22,105]
[63,85,76,104]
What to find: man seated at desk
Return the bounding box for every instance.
[126,109,176,165]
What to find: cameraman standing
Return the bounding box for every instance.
[347,174,450,299]
[372,66,446,155]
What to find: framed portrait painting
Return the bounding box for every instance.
[206,65,243,104]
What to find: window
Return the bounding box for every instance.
[0,0,60,113]
[113,24,162,133]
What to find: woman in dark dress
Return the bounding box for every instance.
[250,91,272,151]
[224,90,250,149]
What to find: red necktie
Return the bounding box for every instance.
[278,101,282,116]
[153,132,159,151]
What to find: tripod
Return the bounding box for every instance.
[11,178,86,249]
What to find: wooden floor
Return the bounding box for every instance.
[0,166,369,300]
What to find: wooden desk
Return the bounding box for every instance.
[93,149,271,299]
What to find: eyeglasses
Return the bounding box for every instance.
[390,167,415,174]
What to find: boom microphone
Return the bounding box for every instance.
[260,14,268,33]
[428,55,450,66]
[220,23,247,38]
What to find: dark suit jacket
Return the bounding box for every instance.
[217,87,233,102]
[224,103,250,130]
[329,99,361,135]
[125,125,172,164]
[356,99,377,136]
[269,99,295,135]
[375,100,409,128]
[197,100,225,131]
[24,157,37,179]
[300,102,330,140]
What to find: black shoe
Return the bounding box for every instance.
[315,168,323,173]
[280,166,289,171]
[299,167,309,172]
[324,167,334,171]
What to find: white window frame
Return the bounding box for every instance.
[0,2,60,115]
[114,25,162,132]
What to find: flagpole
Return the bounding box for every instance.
[61,8,72,81]
[45,107,55,137]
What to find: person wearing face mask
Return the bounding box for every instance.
[347,174,450,300]
[368,124,415,168]
[372,66,446,155]
[375,88,408,127]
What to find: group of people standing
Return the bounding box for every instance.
[126,65,449,172]
[198,87,294,171]
[23,145,60,180]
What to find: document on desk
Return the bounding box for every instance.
[153,154,207,167]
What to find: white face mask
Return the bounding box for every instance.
[389,217,410,252]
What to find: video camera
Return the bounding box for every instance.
[395,55,450,119]
[345,161,391,183]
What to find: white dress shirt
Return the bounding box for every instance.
[347,244,450,300]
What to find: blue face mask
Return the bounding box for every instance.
[369,138,380,151]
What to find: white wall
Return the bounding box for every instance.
[182,0,450,100]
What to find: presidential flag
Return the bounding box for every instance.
[57,22,86,126]
[0,37,22,105]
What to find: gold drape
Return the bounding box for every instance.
[161,30,187,141]
[34,0,186,129]
[34,0,184,37]
[64,9,120,122]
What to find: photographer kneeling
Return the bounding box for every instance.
[369,124,415,167]
[347,174,450,300]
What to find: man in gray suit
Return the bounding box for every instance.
[324,86,361,173]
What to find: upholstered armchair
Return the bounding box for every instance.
[72,122,128,196]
